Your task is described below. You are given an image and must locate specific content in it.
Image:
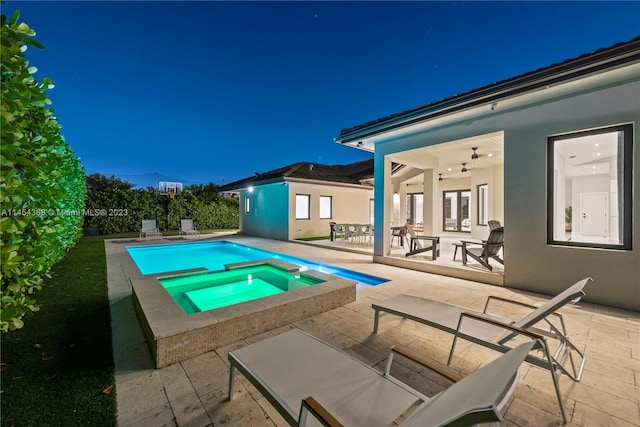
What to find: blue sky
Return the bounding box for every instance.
[6,1,640,188]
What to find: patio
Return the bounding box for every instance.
[109,234,639,426]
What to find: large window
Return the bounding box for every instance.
[443,190,471,232]
[295,194,310,220]
[477,184,488,226]
[547,124,632,249]
[319,196,332,219]
[406,193,423,225]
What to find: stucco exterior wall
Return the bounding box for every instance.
[373,77,639,310]
[288,181,373,240]
[238,182,289,241]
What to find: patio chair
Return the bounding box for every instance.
[372,277,593,423]
[391,225,407,248]
[228,328,539,427]
[488,219,501,230]
[461,226,504,271]
[405,222,439,259]
[139,220,162,238]
[179,219,200,238]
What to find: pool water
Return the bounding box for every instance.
[160,265,324,313]
[126,241,387,290]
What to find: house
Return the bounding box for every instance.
[220,160,375,240]
[335,37,640,311]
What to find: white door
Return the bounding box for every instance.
[581,193,607,237]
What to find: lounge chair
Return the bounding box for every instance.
[405,222,439,259]
[179,219,199,238]
[461,226,504,271]
[372,277,593,423]
[139,220,162,238]
[228,328,539,427]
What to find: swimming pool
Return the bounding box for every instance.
[126,240,388,290]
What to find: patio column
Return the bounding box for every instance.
[373,155,392,257]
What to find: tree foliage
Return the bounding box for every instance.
[84,174,239,233]
[1,11,86,332]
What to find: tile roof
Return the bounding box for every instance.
[337,36,640,139]
[219,159,374,191]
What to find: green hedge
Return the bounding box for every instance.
[84,174,239,233]
[1,11,86,332]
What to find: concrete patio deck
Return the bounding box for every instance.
[108,234,639,427]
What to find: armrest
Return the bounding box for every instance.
[300,396,344,427]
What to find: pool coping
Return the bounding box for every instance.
[112,237,357,367]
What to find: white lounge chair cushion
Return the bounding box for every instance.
[230,329,423,427]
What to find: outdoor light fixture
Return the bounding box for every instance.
[471,147,479,160]
[461,163,468,173]
[490,102,498,111]
[357,141,364,147]
[438,173,443,181]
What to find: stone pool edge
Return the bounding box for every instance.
[114,238,356,368]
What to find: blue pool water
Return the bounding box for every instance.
[126,241,388,290]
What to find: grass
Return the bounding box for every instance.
[1,235,117,426]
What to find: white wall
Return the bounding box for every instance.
[373,76,640,311]
[288,181,373,240]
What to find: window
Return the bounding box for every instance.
[244,197,250,213]
[477,184,488,226]
[295,194,310,219]
[443,190,471,232]
[547,124,632,249]
[406,193,424,225]
[319,196,332,219]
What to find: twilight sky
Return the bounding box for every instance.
[6,1,640,188]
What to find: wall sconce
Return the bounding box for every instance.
[490,102,498,111]
[471,147,479,160]
[438,173,443,181]
[461,163,468,173]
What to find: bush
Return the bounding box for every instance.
[1,11,86,332]
[86,174,239,233]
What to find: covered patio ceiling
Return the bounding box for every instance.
[389,131,504,181]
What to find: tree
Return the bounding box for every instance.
[1,11,86,331]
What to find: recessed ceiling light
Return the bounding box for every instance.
[447,168,452,171]
[596,152,601,156]
[488,153,493,157]
[594,143,599,147]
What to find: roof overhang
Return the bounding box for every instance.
[335,38,640,150]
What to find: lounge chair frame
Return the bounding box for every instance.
[179,219,200,238]
[229,328,539,427]
[372,277,593,423]
[139,219,162,239]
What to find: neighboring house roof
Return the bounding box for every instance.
[336,36,640,143]
[219,159,376,191]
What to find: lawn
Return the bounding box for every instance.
[1,234,119,426]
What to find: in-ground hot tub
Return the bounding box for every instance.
[130,258,356,367]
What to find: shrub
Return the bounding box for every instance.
[1,11,86,332]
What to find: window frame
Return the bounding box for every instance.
[546,123,633,250]
[295,194,311,220]
[442,189,471,233]
[319,195,332,219]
